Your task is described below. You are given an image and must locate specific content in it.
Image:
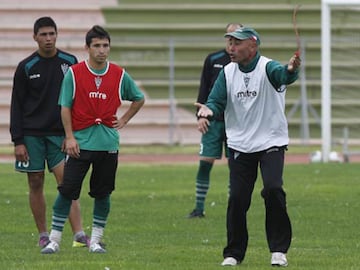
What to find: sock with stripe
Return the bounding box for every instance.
[49,193,72,244]
[195,160,213,211]
[91,195,110,245]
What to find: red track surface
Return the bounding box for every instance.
[116,153,311,164]
[2,153,359,164]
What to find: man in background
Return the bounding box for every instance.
[188,23,242,218]
[10,16,88,248]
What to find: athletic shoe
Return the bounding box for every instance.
[38,235,50,248]
[72,235,90,248]
[221,257,239,266]
[73,235,106,248]
[271,252,288,267]
[89,242,106,253]
[41,241,59,254]
[187,209,205,218]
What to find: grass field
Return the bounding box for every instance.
[1,162,359,270]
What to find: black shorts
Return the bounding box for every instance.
[59,150,118,200]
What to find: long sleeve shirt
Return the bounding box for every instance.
[10,50,77,145]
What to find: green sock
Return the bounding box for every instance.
[93,195,110,229]
[51,193,72,232]
[195,160,213,211]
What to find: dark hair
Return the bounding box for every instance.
[33,17,57,35]
[85,25,111,47]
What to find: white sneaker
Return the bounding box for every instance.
[41,241,59,254]
[221,257,238,266]
[271,252,288,267]
[89,242,106,253]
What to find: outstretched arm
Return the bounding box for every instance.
[287,53,301,72]
[194,102,214,118]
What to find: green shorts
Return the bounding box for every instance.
[199,120,228,159]
[15,136,65,173]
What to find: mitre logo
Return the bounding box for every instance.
[236,89,257,99]
[89,91,107,99]
[236,75,257,100]
[29,74,40,79]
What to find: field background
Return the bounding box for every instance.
[1,160,359,270]
[1,1,360,268]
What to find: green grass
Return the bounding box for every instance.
[1,162,360,269]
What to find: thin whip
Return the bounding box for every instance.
[293,4,301,57]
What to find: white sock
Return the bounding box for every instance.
[39,232,49,238]
[49,229,62,244]
[90,226,104,245]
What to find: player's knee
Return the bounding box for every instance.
[261,187,287,208]
[58,185,81,200]
[261,186,286,199]
[27,172,45,191]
